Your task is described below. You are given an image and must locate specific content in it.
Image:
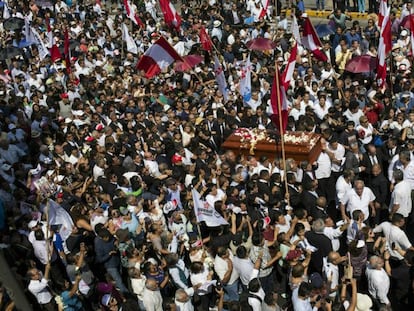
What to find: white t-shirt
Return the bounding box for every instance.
[390,180,412,217]
[341,187,375,220]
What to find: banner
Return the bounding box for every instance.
[192,189,228,227]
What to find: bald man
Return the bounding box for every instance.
[142,278,163,311]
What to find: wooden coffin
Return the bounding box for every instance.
[222,129,323,163]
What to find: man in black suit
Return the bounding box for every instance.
[224,3,243,27]
[305,218,333,275]
[301,179,319,215]
[361,143,384,183]
[310,197,329,221]
[380,137,400,169]
[285,172,302,209]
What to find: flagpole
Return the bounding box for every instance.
[45,199,51,264]
[274,63,289,206]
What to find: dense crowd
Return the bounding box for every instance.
[0,0,414,310]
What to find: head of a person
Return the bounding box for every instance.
[298,282,313,299]
[248,278,261,293]
[391,213,405,227]
[352,209,364,222]
[354,180,365,196]
[312,218,325,233]
[145,278,159,291]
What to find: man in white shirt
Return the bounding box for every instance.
[366,256,390,308]
[323,251,346,298]
[233,245,254,289]
[389,169,412,218]
[292,282,322,311]
[142,278,163,311]
[323,217,349,251]
[399,150,414,189]
[373,214,414,261]
[214,247,239,301]
[340,180,375,221]
[335,169,354,207]
[327,139,346,178]
[315,138,334,203]
[27,263,57,311]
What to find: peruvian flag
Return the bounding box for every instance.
[64,28,71,73]
[411,15,414,55]
[136,36,182,78]
[160,0,181,30]
[124,0,144,27]
[281,42,298,91]
[46,17,62,63]
[301,18,327,62]
[199,26,213,52]
[269,68,289,134]
[378,0,388,28]
[259,0,270,19]
[376,4,391,88]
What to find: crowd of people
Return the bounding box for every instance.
[1,0,414,310]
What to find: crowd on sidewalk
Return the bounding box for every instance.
[0,0,414,310]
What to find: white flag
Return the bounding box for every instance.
[290,14,301,45]
[30,27,49,60]
[192,189,228,227]
[3,3,10,19]
[47,199,74,241]
[122,23,138,54]
[239,54,252,102]
[24,17,36,44]
[214,55,229,102]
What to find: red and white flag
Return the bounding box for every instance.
[410,14,414,56]
[301,18,327,62]
[124,0,144,27]
[160,0,181,30]
[376,4,391,88]
[64,28,71,73]
[199,26,213,52]
[269,68,289,134]
[281,42,298,91]
[45,17,62,62]
[259,0,269,19]
[378,0,388,28]
[136,36,182,78]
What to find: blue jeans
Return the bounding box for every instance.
[316,0,324,10]
[224,280,239,301]
[358,0,365,12]
[106,267,128,293]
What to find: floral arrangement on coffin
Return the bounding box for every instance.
[283,132,319,146]
[234,128,275,155]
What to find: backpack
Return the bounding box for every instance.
[239,290,263,311]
